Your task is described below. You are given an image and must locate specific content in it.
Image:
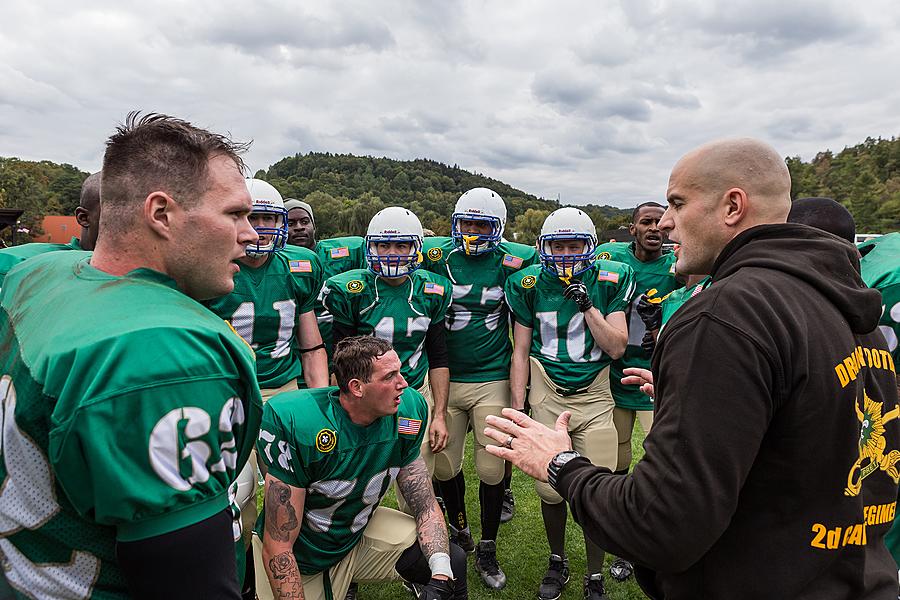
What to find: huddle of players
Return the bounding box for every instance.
[221,173,689,600]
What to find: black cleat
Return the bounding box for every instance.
[609,557,633,582]
[474,540,507,590]
[402,580,422,598]
[344,582,358,600]
[583,573,610,600]
[449,525,475,554]
[537,554,569,600]
[500,488,515,523]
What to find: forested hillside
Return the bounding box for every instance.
[787,136,900,233]
[258,153,629,243]
[3,135,899,244]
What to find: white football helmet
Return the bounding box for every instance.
[245,178,288,258]
[365,207,424,277]
[451,187,507,255]
[538,207,597,277]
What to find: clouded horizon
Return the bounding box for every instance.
[2,0,899,207]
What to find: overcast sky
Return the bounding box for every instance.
[2,1,899,207]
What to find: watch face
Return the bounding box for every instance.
[554,451,579,466]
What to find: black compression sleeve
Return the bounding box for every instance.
[332,321,359,348]
[116,508,241,600]
[424,321,449,369]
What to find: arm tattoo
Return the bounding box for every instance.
[268,551,305,599]
[397,457,449,559]
[266,479,299,543]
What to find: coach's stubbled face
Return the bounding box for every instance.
[361,349,408,417]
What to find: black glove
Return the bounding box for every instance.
[635,293,663,331]
[418,577,455,600]
[563,281,593,312]
[641,329,656,356]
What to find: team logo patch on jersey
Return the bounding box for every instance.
[330,247,350,259]
[521,275,537,289]
[424,282,445,295]
[502,254,523,269]
[346,279,365,293]
[597,270,619,283]
[316,429,337,453]
[289,260,313,273]
[597,251,612,260]
[427,247,443,261]
[398,417,422,435]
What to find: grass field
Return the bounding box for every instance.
[355,424,651,600]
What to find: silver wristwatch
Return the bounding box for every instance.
[547,450,582,490]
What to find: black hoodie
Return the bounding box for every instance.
[556,224,900,599]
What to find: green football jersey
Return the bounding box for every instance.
[422,237,537,383]
[256,386,427,575]
[322,269,452,390]
[596,242,680,410]
[859,233,900,364]
[313,237,368,364]
[0,251,261,598]
[505,261,636,393]
[0,237,82,288]
[660,276,712,329]
[206,245,323,390]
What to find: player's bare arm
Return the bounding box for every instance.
[428,366,450,452]
[297,310,329,388]
[509,322,532,410]
[584,309,628,359]
[261,473,307,598]
[396,456,451,578]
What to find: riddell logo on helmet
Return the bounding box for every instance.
[382,229,400,234]
[468,209,485,214]
[558,228,575,233]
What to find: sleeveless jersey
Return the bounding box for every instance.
[206,245,323,390]
[322,269,452,390]
[256,386,427,575]
[859,233,900,364]
[422,237,537,382]
[0,251,261,598]
[0,237,82,288]
[313,237,368,363]
[596,242,681,410]
[505,260,636,393]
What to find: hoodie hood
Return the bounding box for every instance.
[710,223,881,333]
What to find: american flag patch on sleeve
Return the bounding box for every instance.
[597,270,619,283]
[398,417,422,435]
[424,282,445,295]
[289,260,313,273]
[502,254,523,268]
[330,247,350,259]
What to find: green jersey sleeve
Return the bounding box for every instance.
[321,271,364,329]
[282,245,324,315]
[595,259,636,314]
[256,400,307,488]
[504,267,538,327]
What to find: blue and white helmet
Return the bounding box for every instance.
[451,187,506,255]
[245,178,287,257]
[538,207,597,277]
[365,207,424,278]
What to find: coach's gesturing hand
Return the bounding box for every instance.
[483,408,572,482]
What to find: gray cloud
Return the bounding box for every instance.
[765,114,845,142]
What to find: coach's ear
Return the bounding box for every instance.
[144,191,179,240]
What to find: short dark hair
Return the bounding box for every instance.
[631,201,665,223]
[333,336,395,393]
[79,171,102,211]
[100,112,250,234]
[788,197,856,243]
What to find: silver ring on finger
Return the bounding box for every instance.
[504,435,514,449]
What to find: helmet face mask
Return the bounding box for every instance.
[451,188,507,256]
[244,179,288,258]
[537,207,597,278]
[365,207,424,278]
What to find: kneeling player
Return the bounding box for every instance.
[505,207,634,600]
[255,336,467,599]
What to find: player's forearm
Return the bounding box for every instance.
[262,546,305,599]
[509,351,529,409]
[584,309,627,359]
[428,367,449,417]
[397,458,450,558]
[300,348,329,388]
